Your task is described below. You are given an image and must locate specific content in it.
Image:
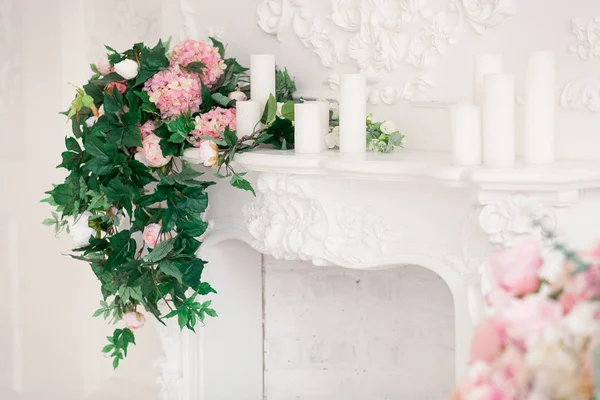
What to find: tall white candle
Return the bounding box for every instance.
[339,74,367,153]
[523,51,556,164]
[451,102,482,166]
[236,100,262,139]
[294,103,323,154]
[250,54,276,110]
[482,74,515,167]
[473,54,503,105]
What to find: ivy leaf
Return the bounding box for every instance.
[159,260,183,283]
[179,258,207,287]
[65,137,81,153]
[103,90,124,114]
[122,125,142,147]
[281,101,295,121]
[121,108,142,127]
[196,282,217,295]
[145,239,174,262]
[276,67,297,102]
[161,207,178,232]
[230,173,255,196]
[222,127,238,148]
[260,94,277,125]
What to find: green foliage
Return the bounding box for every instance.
[276,68,297,102]
[103,328,136,369]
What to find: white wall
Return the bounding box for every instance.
[3,0,600,399]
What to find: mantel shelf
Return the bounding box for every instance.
[183,148,600,193]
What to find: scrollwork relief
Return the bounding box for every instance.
[257,0,515,105]
[479,194,557,247]
[560,77,600,114]
[569,17,600,61]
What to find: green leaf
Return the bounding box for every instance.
[230,173,255,196]
[260,94,277,125]
[211,92,231,107]
[196,281,217,295]
[159,260,183,283]
[121,108,142,127]
[65,137,81,153]
[145,239,174,262]
[223,127,238,148]
[161,207,178,232]
[183,61,206,75]
[104,89,124,114]
[122,125,142,147]
[209,37,225,58]
[276,67,297,102]
[180,258,207,287]
[281,101,295,121]
[201,83,213,113]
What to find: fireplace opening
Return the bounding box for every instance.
[264,257,455,400]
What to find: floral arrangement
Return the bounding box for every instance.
[43,38,296,368]
[326,110,406,153]
[452,236,600,399]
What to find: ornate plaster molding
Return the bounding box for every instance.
[153,312,184,400]
[478,194,557,247]
[256,0,515,105]
[569,17,600,61]
[560,77,600,114]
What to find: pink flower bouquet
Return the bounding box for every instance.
[452,238,600,399]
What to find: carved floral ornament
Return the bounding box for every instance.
[257,0,516,105]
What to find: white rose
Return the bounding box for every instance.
[114,59,139,80]
[97,53,111,76]
[199,140,219,167]
[330,104,339,120]
[228,90,247,102]
[123,311,146,330]
[135,133,171,168]
[68,211,96,248]
[325,126,340,149]
[98,104,105,116]
[85,116,98,128]
[380,120,396,134]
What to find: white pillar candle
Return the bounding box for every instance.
[236,100,262,139]
[339,74,367,153]
[306,101,331,149]
[451,102,482,166]
[294,103,324,154]
[482,74,515,167]
[250,54,276,110]
[523,51,556,164]
[473,54,503,105]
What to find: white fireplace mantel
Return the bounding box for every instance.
[158,148,600,400]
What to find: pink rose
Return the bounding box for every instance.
[135,133,172,168]
[142,223,163,248]
[97,53,111,76]
[470,316,505,363]
[228,90,248,102]
[501,296,562,345]
[467,384,508,400]
[107,81,128,94]
[488,239,543,297]
[139,120,156,140]
[198,140,219,168]
[123,311,146,330]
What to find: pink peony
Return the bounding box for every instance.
[139,120,156,140]
[135,133,172,168]
[488,239,543,297]
[501,296,562,345]
[470,316,505,364]
[143,65,202,118]
[228,90,247,102]
[142,223,163,248]
[97,54,111,76]
[107,81,128,94]
[123,311,146,330]
[191,107,236,143]
[198,140,219,168]
[169,39,226,88]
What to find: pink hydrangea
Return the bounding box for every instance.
[169,39,226,88]
[143,65,202,118]
[191,107,236,144]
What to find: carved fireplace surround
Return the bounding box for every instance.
[154,148,600,400]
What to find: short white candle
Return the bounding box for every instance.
[523,51,556,164]
[451,102,482,166]
[236,100,262,139]
[250,54,276,110]
[339,74,367,153]
[294,103,323,154]
[473,54,503,105]
[482,74,515,167]
[306,101,331,149]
